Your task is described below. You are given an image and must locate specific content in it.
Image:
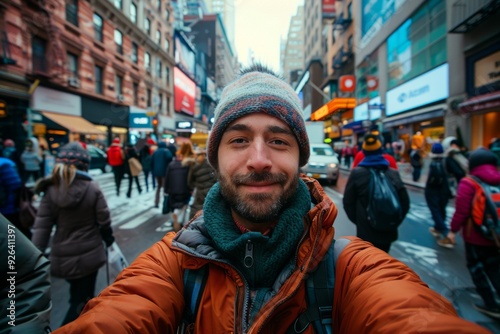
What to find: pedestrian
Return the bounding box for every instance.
[409,145,423,182]
[0,156,22,232]
[447,148,500,319]
[54,64,486,333]
[443,137,468,196]
[151,141,173,208]
[31,142,115,326]
[187,147,217,220]
[341,140,354,168]
[20,137,42,185]
[125,143,143,198]
[425,143,454,248]
[343,134,410,252]
[107,137,126,196]
[0,215,52,332]
[140,141,155,192]
[352,131,398,170]
[2,138,21,170]
[384,141,395,157]
[164,141,195,232]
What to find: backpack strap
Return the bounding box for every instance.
[290,237,351,334]
[182,265,209,328]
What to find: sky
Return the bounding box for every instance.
[234,0,304,74]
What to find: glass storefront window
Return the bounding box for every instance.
[387,0,446,89]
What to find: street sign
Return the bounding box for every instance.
[145,111,156,116]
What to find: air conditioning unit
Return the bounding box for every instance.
[68,77,80,88]
[117,95,125,102]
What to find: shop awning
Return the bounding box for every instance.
[190,132,209,147]
[342,120,364,130]
[382,104,446,128]
[459,91,500,113]
[311,98,356,121]
[42,111,105,135]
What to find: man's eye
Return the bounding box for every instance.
[272,139,288,146]
[231,138,247,144]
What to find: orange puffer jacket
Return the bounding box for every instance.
[55,177,488,334]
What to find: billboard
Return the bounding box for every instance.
[174,67,196,116]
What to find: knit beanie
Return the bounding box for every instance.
[56,142,90,171]
[207,69,310,168]
[468,148,498,171]
[431,143,444,154]
[362,134,382,156]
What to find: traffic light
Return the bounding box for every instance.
[0,100,6,118]
[152,117,158,136]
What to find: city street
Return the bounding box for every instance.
[47,170,500,332]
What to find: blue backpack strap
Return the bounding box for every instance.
[290,237,351,334]
[182,265,209,328]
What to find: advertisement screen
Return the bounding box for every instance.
[322,0,336,19]
[174,67,196,116]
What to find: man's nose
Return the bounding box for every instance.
[247,141,272,172]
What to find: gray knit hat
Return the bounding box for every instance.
[207,67,310,168]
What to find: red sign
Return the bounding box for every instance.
[322,0,336,19]
[366,76,379,91]
[174,67,196,116]
[339,75,356,93]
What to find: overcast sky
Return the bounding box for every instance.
[234,0,304,73]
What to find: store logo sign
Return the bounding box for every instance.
[386,63,449,116]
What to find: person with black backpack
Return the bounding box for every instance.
[425,143,454,248]
[447,148,500,319]
[343,134,410,252]
[54,64,487,333]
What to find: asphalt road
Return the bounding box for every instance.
[45,170,500,332]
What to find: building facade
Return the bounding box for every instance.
[280,5,304,86]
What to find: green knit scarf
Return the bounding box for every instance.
[203,179,311,288]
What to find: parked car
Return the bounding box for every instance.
[300,143,340,185]
[87,144,111,173]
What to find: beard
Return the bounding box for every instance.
[217,170,299,224]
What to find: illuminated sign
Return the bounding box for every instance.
[386,63,449,116]
[174,67,196,116]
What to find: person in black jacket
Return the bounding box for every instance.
[425,143,454,248]
[151,142,173,208]
[125,144,142,198]
[164,142,195,231]
[343,134,410,252]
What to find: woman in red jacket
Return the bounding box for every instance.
[447,148,500,319]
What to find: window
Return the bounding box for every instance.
[67,52,78,77]
[130,2,137,24]
[145,52,151,71]
[145,17,151,35]
[347,3,352,19]
[114,0,122,10]
[165,8,170,21]
[166,96,170,114]
[158,93,163,112]
[386,0,446,89]
[133,82,139,105]
[347,35,353,52]
[131,42,138,64]
[94,65,103,94]
[146,88,152,107]
[32,36,47,73]
[156,30,161,45]
[114,29,123,54]
[157,0,161,11]
[115,75,123,96]
[93,13,103,42]
[165,66,170,84]
[156,58,162,78]
[65,0,78,26]
[165,38,170,53]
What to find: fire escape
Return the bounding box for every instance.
[24,0,66,81]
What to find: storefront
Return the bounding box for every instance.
[31,87,105,153]
[383,63,449,155]
[459,43,500,149]
[81,96,129,146]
